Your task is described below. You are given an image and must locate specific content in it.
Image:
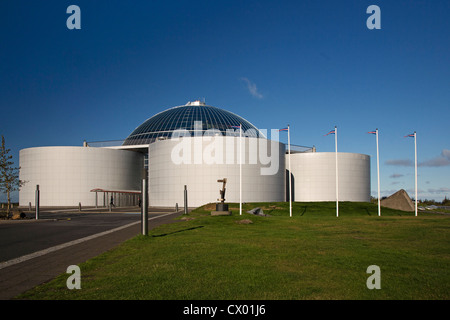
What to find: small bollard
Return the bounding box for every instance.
[29,202,32,211]
[184,185,188,215]
[142,178,148,235]
[176,203,178,212]
[78,202,82,212]
[35,185,40,220]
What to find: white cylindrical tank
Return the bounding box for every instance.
[148,136,285,207]
[288,152,370,202]
[19,147,144,207]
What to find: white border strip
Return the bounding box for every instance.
[0,211,178,270]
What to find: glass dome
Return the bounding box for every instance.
[123,101,263,145]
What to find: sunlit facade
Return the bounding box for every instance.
[19,100,370,208]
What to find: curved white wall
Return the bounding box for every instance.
[19,147,144,207]
[288,152,370,202]
[148,136,285,207]
[19,145,369,207]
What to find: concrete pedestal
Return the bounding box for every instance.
[211,203,232,216]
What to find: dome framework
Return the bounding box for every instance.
[123,101,262,145]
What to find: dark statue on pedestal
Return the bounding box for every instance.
[211,178,231,215]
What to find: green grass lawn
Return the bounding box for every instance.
[17,202,450,300]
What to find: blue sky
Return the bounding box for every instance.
[1,0,449,202]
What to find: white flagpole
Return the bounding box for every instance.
[288,125,292,217]
[239,123,242,216]
[376,129,381,217]
[335,126,339,218]
[414,131,417,217]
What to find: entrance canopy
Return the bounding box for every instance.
[90,188,141,207]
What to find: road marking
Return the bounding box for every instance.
[0,211,179,270]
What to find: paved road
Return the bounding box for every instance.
[0,207,182,299]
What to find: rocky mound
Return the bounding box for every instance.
[381,189,415,212]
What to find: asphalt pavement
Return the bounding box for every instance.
[0,206,182,299]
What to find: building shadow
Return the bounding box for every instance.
[285,169,295,202]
